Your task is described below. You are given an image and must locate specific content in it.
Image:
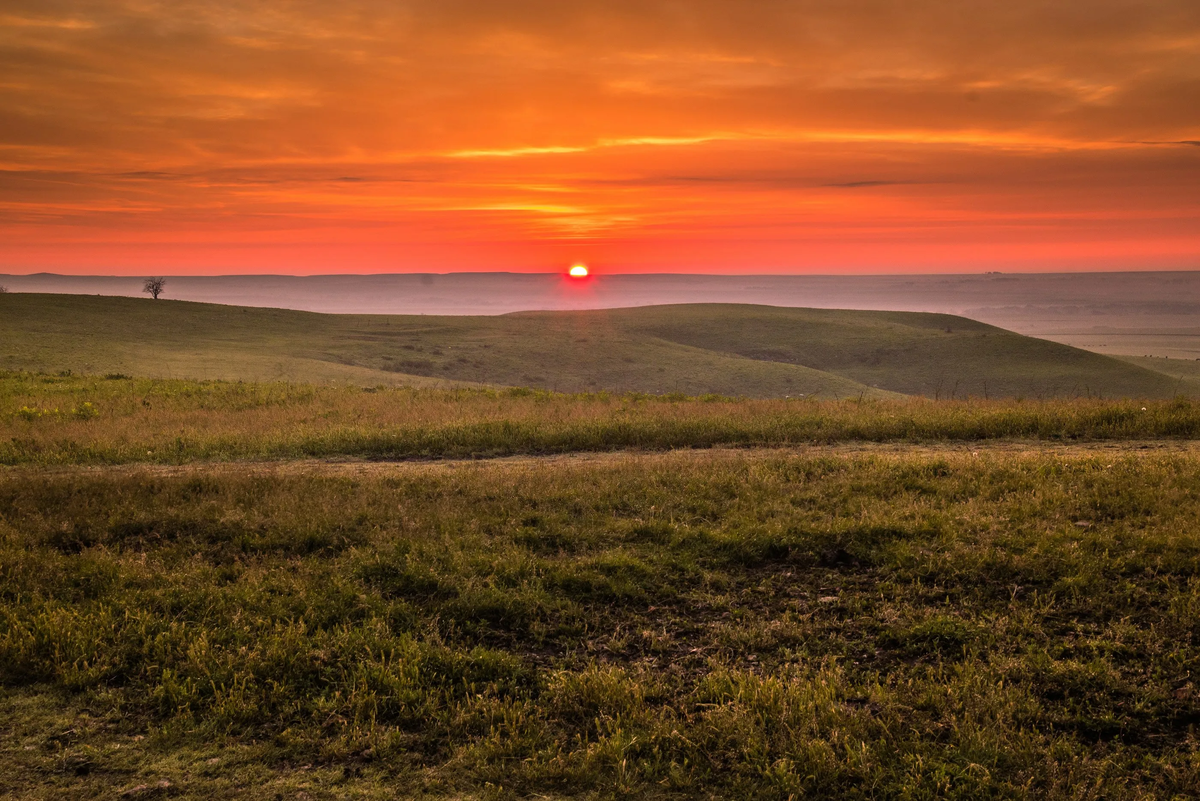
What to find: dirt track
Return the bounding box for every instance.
[6,439,1200,480]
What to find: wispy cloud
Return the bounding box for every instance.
[824,181,911,188]
[449,146,588,158]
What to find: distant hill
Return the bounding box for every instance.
[0,294,1186,399]
[611,304,1184,399]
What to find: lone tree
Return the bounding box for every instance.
[143,277,166,299]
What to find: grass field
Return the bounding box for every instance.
[2,293,1189,399]
[3,372,1200,466]
[1121,355,1200,386]
[1053,331,1200,362]
[3,292,1200,798]
[5,444,1200,799]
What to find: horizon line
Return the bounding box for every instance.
[3,269,1199,280]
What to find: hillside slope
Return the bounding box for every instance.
[614,304,1185,399]
[0,294,1184,399]
[0,295,881,398]
[1119,355,1200,396]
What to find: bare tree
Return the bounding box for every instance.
[0,286,8,294]
[143,277,166,299]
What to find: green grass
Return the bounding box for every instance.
[1,293,1185,399]
[4,447,1200,798]
[612,303,1183,399]
[3,372,1200,466]
[1120,355,1200,393]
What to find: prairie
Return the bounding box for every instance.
[1,293,1189,399]
[4,445,1200,798]
[3,292,1199,798]
[3,372,1200,466]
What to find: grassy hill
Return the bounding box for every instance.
[0,293,1186,399]
[616,304,1185,399]
[1119,355,1200,395]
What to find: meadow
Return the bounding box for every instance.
[4,444,1200,799]
[3,293,1192,400]
[2,372,1200,466]
[2,294,1198,798]
[2,368,1200,798]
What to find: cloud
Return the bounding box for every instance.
[824,181,911,188]
[4,0,1198,166]
[0,0,1197,272]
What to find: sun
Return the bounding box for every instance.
[568,264,589,278]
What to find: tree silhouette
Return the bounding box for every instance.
[143,277,166,299]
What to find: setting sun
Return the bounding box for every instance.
[569,264,589,278]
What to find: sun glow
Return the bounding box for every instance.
[569,264,589,278]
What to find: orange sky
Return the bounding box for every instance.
[2,0,1198,274]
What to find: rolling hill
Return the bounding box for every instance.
[0,293,1188,399]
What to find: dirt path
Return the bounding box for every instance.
[5,439,1200,479]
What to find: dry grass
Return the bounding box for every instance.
[3,372,1200,467]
